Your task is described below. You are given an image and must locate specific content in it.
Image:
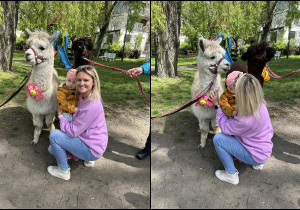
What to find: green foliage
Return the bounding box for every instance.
[180,41,192,52]
[289,38,299,55]
[151,1,166,50]
[241,44,250,54]
[0,5,3,25]
[181,1,265,48]
[108,42,123,53]
[18,1,105,39]
[16,36,26,47]
[126,2,144,33]
[129,50,141,59]
[134,33,144,50]
[273,40,287,51]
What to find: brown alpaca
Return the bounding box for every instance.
[71,37,93,68]
[228,41,275,87]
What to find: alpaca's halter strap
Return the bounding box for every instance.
[30,47,46,64]
[209,57,225,75]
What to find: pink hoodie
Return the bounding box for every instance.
[59,95,108,158]
[216,103,273,163]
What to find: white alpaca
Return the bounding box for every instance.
[24,28,60,145]
[191,38,230,149]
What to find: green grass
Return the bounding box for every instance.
[151,56,197,66]
[151,55,300,117]
[0,52,150,112]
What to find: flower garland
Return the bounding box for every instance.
[25,84,44,101]
[195,95,213,108]
[261,67,270,81]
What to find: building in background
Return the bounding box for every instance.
[95,1,150,58]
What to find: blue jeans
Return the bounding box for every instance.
[48,129,98,170]
[213,133,261,174]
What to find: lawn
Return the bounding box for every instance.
[0,52,150,112]
[151,55,300,117]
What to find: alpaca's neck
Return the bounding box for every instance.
[30,61,54,91]
[247,60,266,78]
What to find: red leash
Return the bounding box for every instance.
[82,57,150,107]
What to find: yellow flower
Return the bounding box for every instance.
[200,99,207,105]
[261,67,270,81]
[30,89,38,96]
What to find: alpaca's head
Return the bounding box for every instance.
[198,38,230,75]
[241,41,275,64]
[24,28,59,65]
[72,37,93,59]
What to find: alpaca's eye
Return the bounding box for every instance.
[39,47,45,50]
[211,56,215,60]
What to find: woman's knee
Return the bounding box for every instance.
[49,129,63,144]
[213,132,224,146]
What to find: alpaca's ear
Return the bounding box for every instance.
[215,37,222,45]
[199,39,205,53]
[25,28,32,35]
[48,30,60,44]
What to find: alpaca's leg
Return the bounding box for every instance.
[198,118,210,149]
[211,118,221,134]
[32,115,43,145]
[46,114,56,132]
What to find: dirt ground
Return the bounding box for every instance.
[151,66,300,209]
[0,101,150,209]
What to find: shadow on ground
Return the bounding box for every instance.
[151,107,300,209]
[0,105,150,208]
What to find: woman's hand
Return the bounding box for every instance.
[57,106,63,117]
[209,92,219,106]
[127,67,143,77]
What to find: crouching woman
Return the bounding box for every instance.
[47,65,108,180]
[209,73,273,185]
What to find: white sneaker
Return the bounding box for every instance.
[47,166,70,180]
[252,164,263,170]
[84,160,95,167]
[215,170,239,185]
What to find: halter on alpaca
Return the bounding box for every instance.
[191,38,230,149]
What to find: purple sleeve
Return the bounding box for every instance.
[216,107,252,136]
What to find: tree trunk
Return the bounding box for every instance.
[94,1,118,58]
[260,1,277,42]
[121,28,128,61]
[0,1,19,72]
[287,31,290,59]
[155,1,181,78]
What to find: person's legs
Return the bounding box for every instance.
[136,131,150,160]
[48,129,98,170]
[213,133,261,173]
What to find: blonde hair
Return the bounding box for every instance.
[235,73,265,121]
[76,65,102,102]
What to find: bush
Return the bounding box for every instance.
[288,38,299,55]
[273,40,287,52]
[180,41,192,52]
[241,44,250,54]
[129,49,141,59]
[108,42,122,54]
[116,42,133,58]
[16,36,26,48]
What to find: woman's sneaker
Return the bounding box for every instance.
[84,160,95,167]
[215,170,239,185]
[252,164,263,170]
[47,166,70,180]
